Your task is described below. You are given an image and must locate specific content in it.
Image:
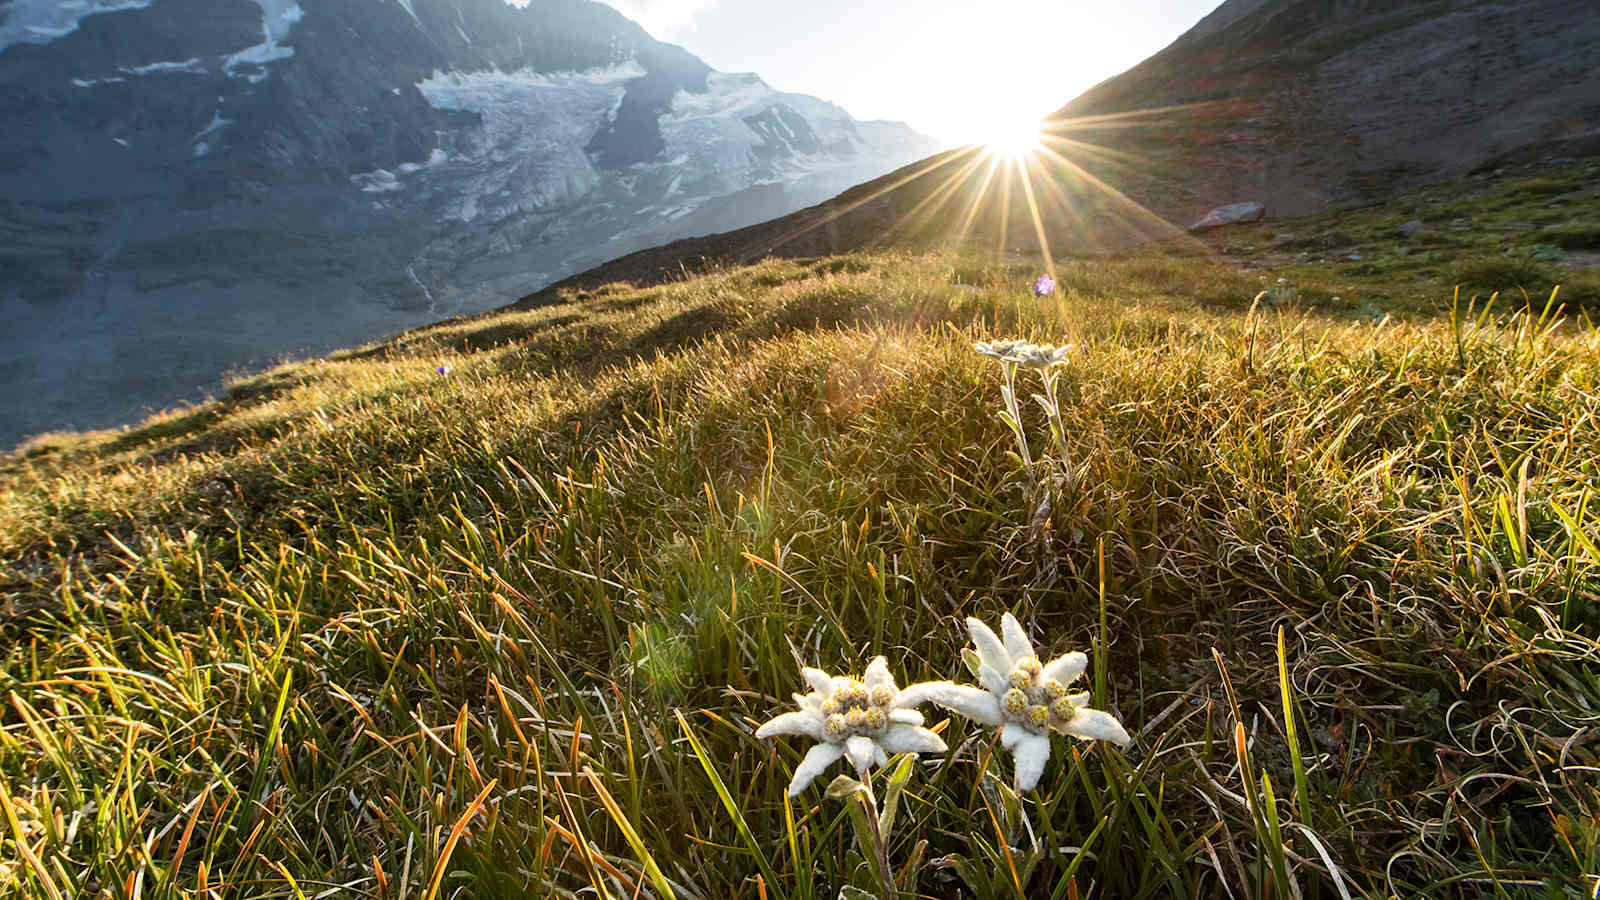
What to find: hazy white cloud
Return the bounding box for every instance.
[595,0,717,39]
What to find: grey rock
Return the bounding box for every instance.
[1397,220,1429,238]
[1188,202,1266,231]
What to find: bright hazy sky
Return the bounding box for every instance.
[600,0,1226,146]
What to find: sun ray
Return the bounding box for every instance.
[1013,156,1055,278]
[1039,132,1202,205]
[871,150,992,249]
[1040,99,1247,131]
[1031,142,1193,249]
[954,155,1005,247]
[731,147,984,260]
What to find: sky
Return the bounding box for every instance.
[598,0,1227,146]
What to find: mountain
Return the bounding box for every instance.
[0,0,939,446]
[515,0,1599,300]
[1049,0,1600,221]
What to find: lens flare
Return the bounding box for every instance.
[986,121,1043,160]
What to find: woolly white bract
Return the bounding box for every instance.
[755,657,948,797]
[904,613,1130,790]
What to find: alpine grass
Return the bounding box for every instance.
[2,245,1597,898]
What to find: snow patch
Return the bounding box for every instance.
[191,106,232,156]
[194,110,232,142]
[226,0,303,78]
[353,148,446,191]
[0,0,154,54]
[69,58,204,88]
[124,57,205,75]
[407,264,436,313]
[351,169,405,193]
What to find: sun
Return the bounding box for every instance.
[985,120,1044,160]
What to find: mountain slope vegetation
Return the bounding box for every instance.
[3,165,1599,897]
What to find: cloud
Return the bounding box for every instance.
[596,0,716,39]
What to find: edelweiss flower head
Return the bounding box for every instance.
[904,613,1130,791]
[1015,343,1072,370]
[1033,274,1056,297]
[755,657,948,797]
[973,339,1072,370]
[973,338,1030,362]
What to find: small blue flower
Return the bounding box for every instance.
[1033,275,1056,297]
[435,365,451,375]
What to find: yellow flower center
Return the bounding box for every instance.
[824,677,893,740]
[1003,658,1082,733]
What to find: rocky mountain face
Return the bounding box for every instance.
[520,0,1599,299]
[0,0,938,445]
[1049,0,1600,223]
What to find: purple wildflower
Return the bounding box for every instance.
[435,365,451,375]
[1033,275,1056,297]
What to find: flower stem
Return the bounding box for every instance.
[1001,362,1033,472]
[856,771,897,897]
[1039,368,1072,486]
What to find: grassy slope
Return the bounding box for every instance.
[2,179,1599,898]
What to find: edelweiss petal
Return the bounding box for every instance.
[1043,651,1088,684]
[977,663,1011,697]
[1062,708,1132,746]
[879,724,947,754]
[863,656,895,688]
[754,710,824,740]
[1000,612,1034,662]
[888,708,925,727]
[902,681,1004,725]
[787,742,844,797]
[845,735,877,771]
[1010,730,1053,791]
[802,667,835,696]
[967,617,1011,671]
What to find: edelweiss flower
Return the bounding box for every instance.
[973,339,1072,370]
[907,613,1130,791]
[1033,275,1056,297]
[973,338,1031,362]
[1014,343,1072,370]
[755,657,948,797]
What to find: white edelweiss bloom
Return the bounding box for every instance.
[1015,343,1073,370]
[908,612,1130,791]
[754,656,948,797]
[973,338,1030,362]
[974,339,1073,369]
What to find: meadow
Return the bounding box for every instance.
[2,229,1598,896]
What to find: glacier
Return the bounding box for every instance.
[0,0,155,52]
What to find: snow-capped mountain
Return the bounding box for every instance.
[0,0,939,444]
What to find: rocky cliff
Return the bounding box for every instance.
[0,0,938,445]
[1049,0,1600,221]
